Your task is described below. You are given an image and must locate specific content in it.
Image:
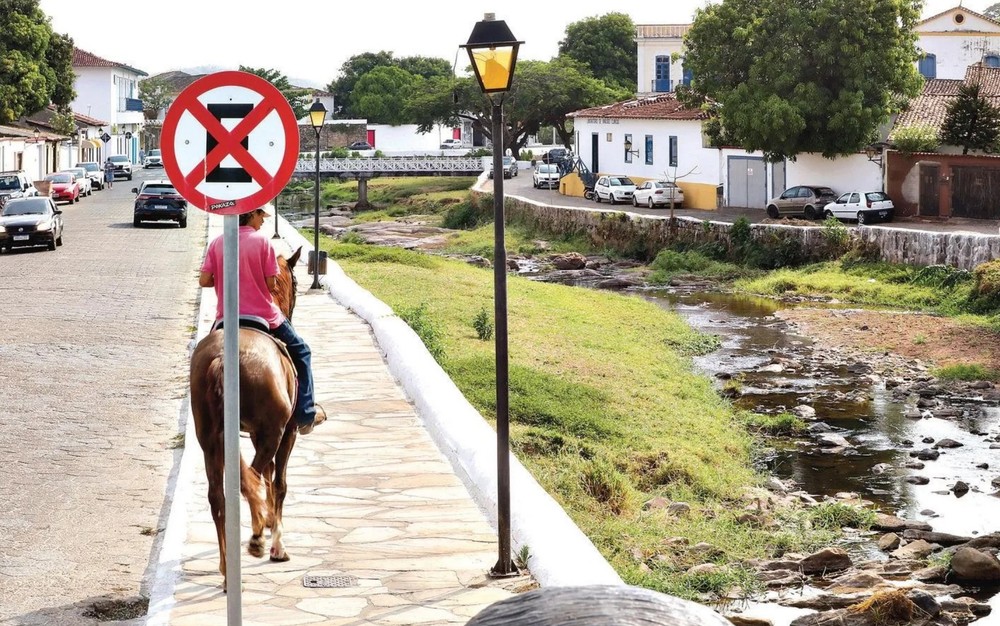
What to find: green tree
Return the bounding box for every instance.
[558,12,637,93]
[0,0,76,124]
[138,76,172,120]
[351,66,419,125]
[325,51,396,118]
[238,65,311,119]
[985,2,1000,20]
[940,80,1000,154]
[407,58,618,155]
[682,0,924,161]
[397,56,453,80]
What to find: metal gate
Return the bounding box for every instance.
[919,164,939,216]
[951,165,1000,219]
[772,160,786,198]
[727,156,767,208]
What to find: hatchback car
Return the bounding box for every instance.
[61,168,92,197]
[109,154,132,180]
[487,156,518,179]
[0,196,63,252]
[766,185,838,219]
[824,191,894,224]
[75,162,105,190]
[348,141,373,151]
[143,149,163,168]
[532,163,559,189]
[45,172,80,204]
[440,138,464,149]
[594,175,637,204]
[132,179,188,228]
[542,148,568,165]
[633,180,684,209]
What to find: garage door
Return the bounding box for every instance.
[727,156,767,208]
[951,165,1000,219]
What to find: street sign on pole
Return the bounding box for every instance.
[100,133,111,143]
[125,131,132,140]
[161,70,300,215]
[162,71,299,625]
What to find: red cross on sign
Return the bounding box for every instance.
[161,71,300,214]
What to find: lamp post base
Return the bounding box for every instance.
[488,561,520,579]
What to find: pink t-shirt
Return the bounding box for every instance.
[201,226,285,329]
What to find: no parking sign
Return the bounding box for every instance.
[161,71,300,214]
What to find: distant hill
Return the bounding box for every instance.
[162,67,324,91]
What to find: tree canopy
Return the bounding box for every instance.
[238,65,311,119]
[326,52,453,118]
[138,76,172,120]
[985,2,1000,20]
[682,0,924,161]
[558,12,637,94]
[0,0,76,124]
[940,80,1000,154]
[350,66,420,125]
[407,58,619,155]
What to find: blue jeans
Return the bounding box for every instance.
[271,320,316,427]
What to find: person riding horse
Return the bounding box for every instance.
[198,205,323,434]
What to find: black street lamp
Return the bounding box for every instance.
[462,12,522,579]
[308,100,327,290]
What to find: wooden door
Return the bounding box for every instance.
[919,164,939,216]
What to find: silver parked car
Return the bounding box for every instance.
[633,180,684,209]
[766,185,838,219]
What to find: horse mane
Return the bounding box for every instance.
[272,248,302,321]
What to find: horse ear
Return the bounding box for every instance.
[287,247,302,268]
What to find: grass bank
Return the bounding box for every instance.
[301,178,875,598]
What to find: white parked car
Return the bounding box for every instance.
[440,138,464,149]
[633,180,683,209]
[532,164,560,189]
[593,175,636,204]
[823,191,894,224]
[143,149,163,168]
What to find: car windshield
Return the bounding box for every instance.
[654,181,676,188]
[149,150,161,157]
[2,198,49,215]
[537,165,555,173]
[0,175,20,190]
[110,156,128,163]
[609,177,634,186]
[141,184,178,195]
[866,192,889,201]
[78,163,99,172]
[46,174,71,183]
[502,157,514,165]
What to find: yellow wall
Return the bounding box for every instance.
[559,173,719,210]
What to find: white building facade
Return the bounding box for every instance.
[70,48,147,164]
[635,24,692,96]
[915,6,1000,80]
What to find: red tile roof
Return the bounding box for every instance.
[72,48,147,76]
[891,65,1000,138]
[570,93,707,121]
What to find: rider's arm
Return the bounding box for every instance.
[199,271,215,288]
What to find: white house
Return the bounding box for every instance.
[916,6,1000,80]
[635,24,693,96]
[70,48,147,164]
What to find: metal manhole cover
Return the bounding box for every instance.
[303,574,358,588]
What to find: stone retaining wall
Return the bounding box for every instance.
[487,192,1000,270]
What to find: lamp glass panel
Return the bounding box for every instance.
[309,109,326,129]
[470,45,515,91]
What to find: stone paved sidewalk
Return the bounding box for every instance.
[155,249,532,625]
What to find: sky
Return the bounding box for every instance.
[39,0,989,88]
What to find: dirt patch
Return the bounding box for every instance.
[777,308,1000,370]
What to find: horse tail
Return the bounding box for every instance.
[240,456,266,513]
[206,356,226,425]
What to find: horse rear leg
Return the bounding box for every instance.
[240,457,268,559]
[201,444,228,589]
[269,427,297,562]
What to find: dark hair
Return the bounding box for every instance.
[239,210,257,226]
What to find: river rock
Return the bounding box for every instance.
[872,463,893,475]
[597,276,641,289]
[892,539,937,560]
[550,252,587,270]
[878,533,901,551]
[913,565,948,582]
[818,433,853,448]
[792,405,816,420]
[902,530,973,546]
[938,596,993,617]
[906,590,942,618]
[807,422,833,433]
[758,363,784,373]
[642,496,670,510]
[906,476,930,485]
[800,547,852,574]
[873,514,932,532]
[667,502,691,517]
[727,617,774,626]
[952,481,970,496]
[905,461,926,470]
[765,477,789,493]
[911,448,940,461]
[904,409,923,419]
[688,563,727,575]
[827,571,887,593]
[934,438,964,449]
[950,547,1000,582]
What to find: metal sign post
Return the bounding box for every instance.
[161,71,300,625]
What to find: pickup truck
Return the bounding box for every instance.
[0,171,37,207]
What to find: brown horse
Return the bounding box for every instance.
[189,247,319,589]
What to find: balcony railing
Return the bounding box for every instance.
[120,97,144,112]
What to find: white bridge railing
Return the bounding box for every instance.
[293,156,485,175]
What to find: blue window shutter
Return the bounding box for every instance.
[646,135,654,165]
[918,54,936,79]
[654,56,670,92]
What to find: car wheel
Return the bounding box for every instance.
[594,193,601,203]
[632,196,638,207]
[48,237,56,251]
[857,211,867,225]
[804,205,817,219]
[74,194,80,203]
[766,205,779,219]
[608,194,616,205]
[127,174,132,180]
[648,197,655,209]
[56,232,63,246]
[179,218,187,228]
[825,209,834,219]
[133,217,141,227]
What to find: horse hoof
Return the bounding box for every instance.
[248,544,265,558]
[270,548,290,562]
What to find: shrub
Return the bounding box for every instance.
[808,502,876,530]
[399,303,446,360]
[518,149,534,161]
[740,412,805,436]
[443,195,493,230]
[821,215,850,249]
[580,458,635,515]
[892,125,940,154]
[473,307,493,341]
[933,363,1000,382]
[340,230,366,245]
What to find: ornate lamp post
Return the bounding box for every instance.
[308,100,327,289]
[462,12,522,579]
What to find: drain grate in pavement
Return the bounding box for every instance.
[303,574,358,588]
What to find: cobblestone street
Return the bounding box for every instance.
[0,171,207,624]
